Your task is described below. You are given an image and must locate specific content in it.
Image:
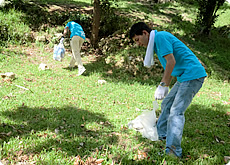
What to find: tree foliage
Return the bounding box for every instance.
[196,0,226,35]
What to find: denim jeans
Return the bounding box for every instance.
[157,77,205,158]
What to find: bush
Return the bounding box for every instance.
[0,8,32,46]
[99,0,131,38]
[98,32,164,80]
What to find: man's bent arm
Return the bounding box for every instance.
[161,53,175,86]
[63,27,69,37]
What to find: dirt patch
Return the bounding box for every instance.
[3,44,99,71]
[46,4,93,14]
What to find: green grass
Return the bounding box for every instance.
[0,45,229,164]
[215,2,230,27]
[0,0,230,164]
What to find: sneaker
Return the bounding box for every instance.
[78,66,86,76]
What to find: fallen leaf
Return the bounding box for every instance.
[19,155,29,161]
[186,155,192,160]
[74,155,84,165]
[55,128,59,134]
[16,150,23,156]
[105,121,111,125]
[2,96,10,100]
[6,131,12,136]
[214,136,221,143]
[200,154,209,159]
[85,156,97,165]
[137,149,148,160]
[222,100,230,105]
[107,70,113,74]
[0,132,12,137]
[95,159,104,164]
[24,78,34,82]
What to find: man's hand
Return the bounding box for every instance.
[154,85,169,100]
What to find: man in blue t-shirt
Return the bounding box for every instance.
[62,20,86,76]
[130,22,207,158]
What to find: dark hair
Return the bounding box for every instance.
[73,19,81,24]
[129,22,152,39]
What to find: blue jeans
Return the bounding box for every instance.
[157,77,205,158]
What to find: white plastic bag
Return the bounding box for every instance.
[53,38,65,61]
[128,101,159,141]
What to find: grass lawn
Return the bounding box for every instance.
[0,0,230,164]
[0,44,229,164]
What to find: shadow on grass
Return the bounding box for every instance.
[118,0,197,34]
[83,56,161,86]
[0,105,117,157]
[0,91,229,163]
[182,103,228,161]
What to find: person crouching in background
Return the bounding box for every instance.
[62,20,86,76]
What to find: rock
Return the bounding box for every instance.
[39,63,49,70]
[54,33,63,39]
[98,80,107,84]
[0,72,15,79]
[36,36,46,42]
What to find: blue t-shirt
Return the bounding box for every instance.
[65,21,86,40]
[154,31,207,82]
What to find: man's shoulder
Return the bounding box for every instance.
[156,31,172,36]
[66,21,75,26]
[155,31,172,41]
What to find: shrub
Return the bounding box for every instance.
[98,32,163,80]
[99,0,131,38]
[0,8,31,46]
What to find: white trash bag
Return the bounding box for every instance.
[53,37,65,61]
[128,101,159,141]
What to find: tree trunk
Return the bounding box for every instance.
[203,0,216,35]
[91,0,101,48]
[197,0,225,35]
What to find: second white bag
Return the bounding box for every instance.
[53,38,65,62]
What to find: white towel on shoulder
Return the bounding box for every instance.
[144,30,155,68]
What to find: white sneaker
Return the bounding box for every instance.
[78,66,86,76]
